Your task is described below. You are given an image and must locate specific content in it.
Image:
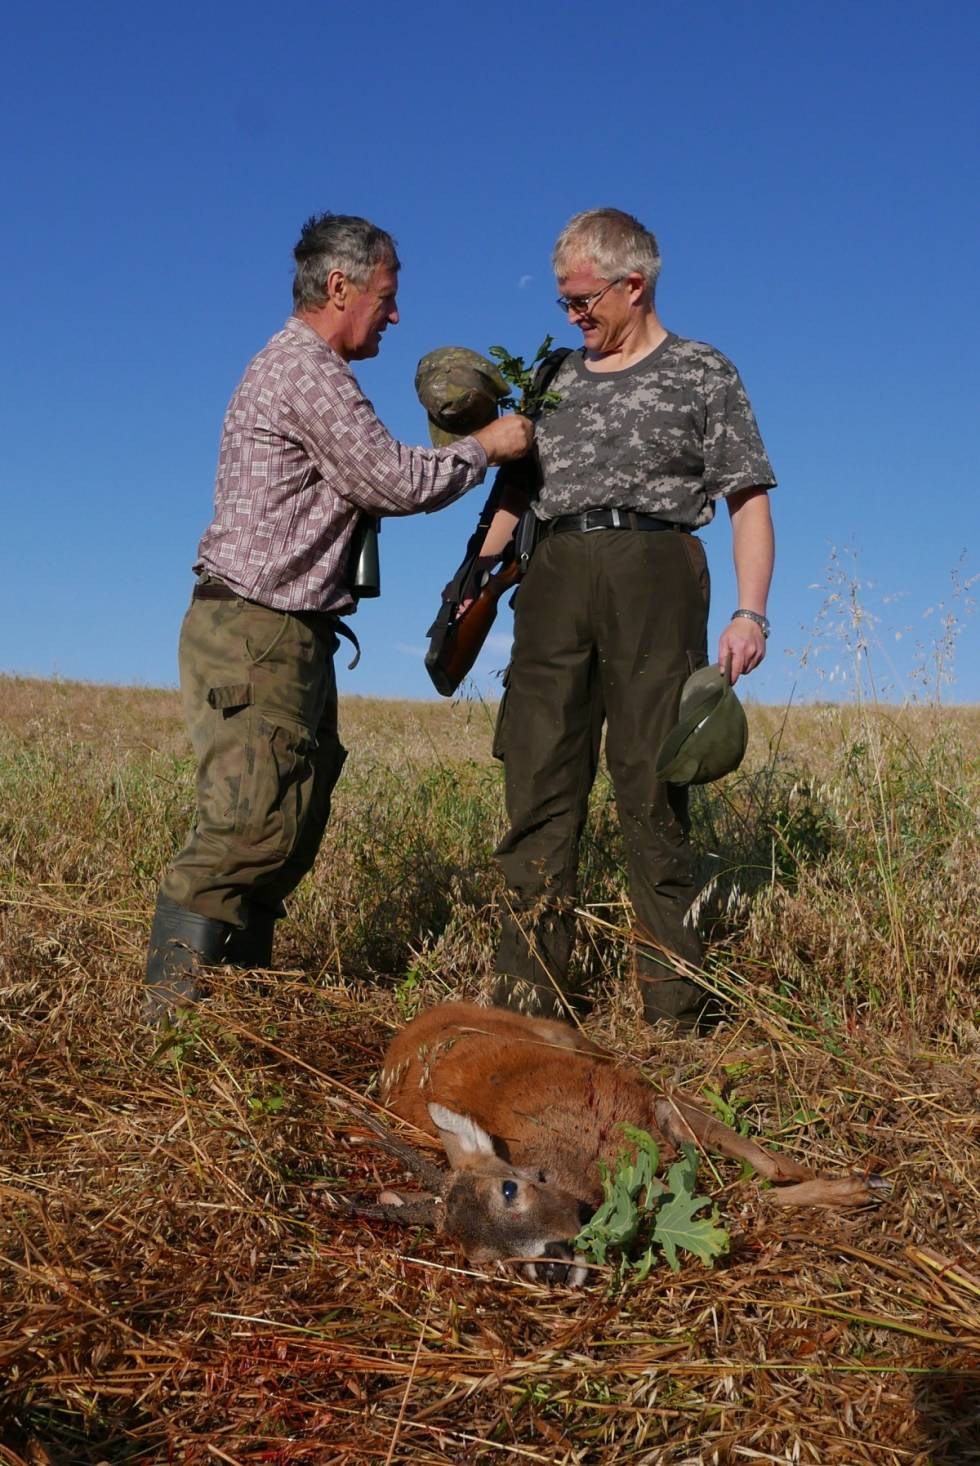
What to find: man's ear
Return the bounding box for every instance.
[427,1102,496,1169]
[325,267,348,307]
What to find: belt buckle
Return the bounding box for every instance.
[583,508,618,531]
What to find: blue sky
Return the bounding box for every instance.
[2,0,978,705]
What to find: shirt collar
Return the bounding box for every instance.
[284,314,349,367]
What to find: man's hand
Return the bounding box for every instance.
[717,617,766,684]
[472,414,534,465]
[452,554,502,616]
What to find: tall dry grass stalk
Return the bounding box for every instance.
[0,609,977,1463]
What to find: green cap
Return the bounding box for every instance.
[415,346,510,446]
[655,662,749,786]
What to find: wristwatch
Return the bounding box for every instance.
[731,609,770,638]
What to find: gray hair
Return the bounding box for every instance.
[552,208,661,299]
[292,213,400,310]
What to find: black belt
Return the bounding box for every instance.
[191,577,361,668]
[539,508,688,537]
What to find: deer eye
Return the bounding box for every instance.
[501,1180,519,1203]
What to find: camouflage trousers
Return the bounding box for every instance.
[159,588,347,929]
[492,527,709,1023]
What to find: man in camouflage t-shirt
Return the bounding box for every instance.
[475,208,776,1031]
[532,335,773,527]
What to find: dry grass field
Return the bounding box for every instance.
[1,673,978,1464]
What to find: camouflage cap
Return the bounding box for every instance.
[655,663,749,786]
[415,347,511,447]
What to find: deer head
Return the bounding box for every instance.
[345,1100,593,1285]
[427,1103,593,1285]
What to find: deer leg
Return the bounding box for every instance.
[654,1095,814,1183]
[762,1174,891,1207]
[654,1097,888,1209]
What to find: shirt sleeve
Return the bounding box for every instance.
[281,353,487,516]
[703,358,777,499]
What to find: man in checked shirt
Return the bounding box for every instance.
[143,213,533,1024]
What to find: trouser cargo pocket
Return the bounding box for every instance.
[207,683,253,713]
[237,713,319,861]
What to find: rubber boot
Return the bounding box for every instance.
[223,901,282,969]
[142,893,230,1025]
[490,972,589,1021]
[638,970,720,1034]
[491,901,588,1018]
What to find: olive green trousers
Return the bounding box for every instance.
[159,591,347,929]
[492,527,710,1023]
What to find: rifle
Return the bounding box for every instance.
[424,345,571,697]
[424,552,522,697]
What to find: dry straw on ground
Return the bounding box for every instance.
[1,675,978,1464]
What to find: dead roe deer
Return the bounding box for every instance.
[354,1002,885,1285]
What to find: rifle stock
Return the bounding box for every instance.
[425,558,521,696]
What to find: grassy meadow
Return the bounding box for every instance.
[0,671,978,1464]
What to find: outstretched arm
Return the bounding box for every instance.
[718,487,774,683]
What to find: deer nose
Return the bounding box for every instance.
[578,1201,595,1227]
[534,1242,576,1286]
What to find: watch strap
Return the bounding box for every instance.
[732,608,770,638]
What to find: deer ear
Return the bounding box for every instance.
[427,1103,496,1167]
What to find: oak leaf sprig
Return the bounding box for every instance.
[488,336,563,417]
[574,1127,730,1286]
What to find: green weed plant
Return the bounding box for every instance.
[575,1128,729,1282]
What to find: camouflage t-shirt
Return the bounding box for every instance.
[533,334,775,528]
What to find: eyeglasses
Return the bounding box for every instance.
[556,277,625,315]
